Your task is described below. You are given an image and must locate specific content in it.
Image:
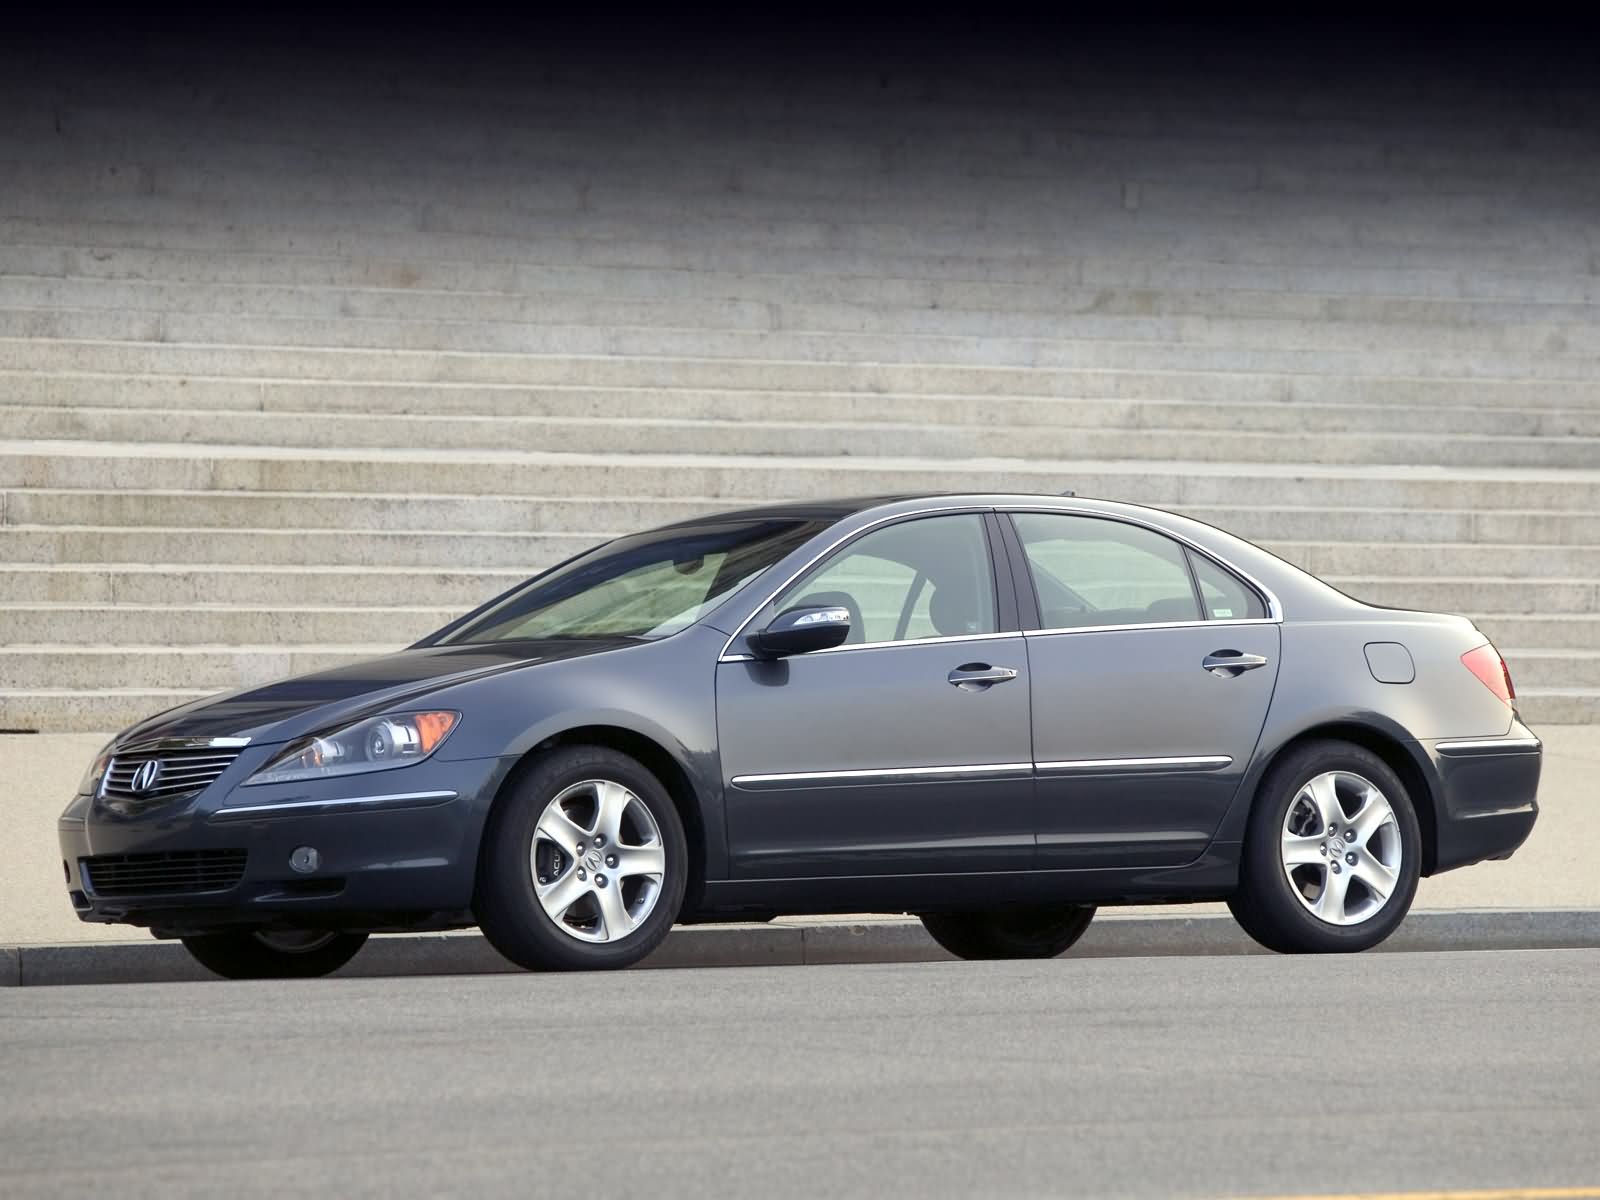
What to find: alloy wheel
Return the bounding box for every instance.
[1280,770,1403,927]
[530,778,666,943]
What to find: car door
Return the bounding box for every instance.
[716,511,1035,879]
[1000,509,1281,869]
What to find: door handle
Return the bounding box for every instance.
[948,664,1019,690]
[1203,650,1269,678]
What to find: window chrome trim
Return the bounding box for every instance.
[731,762,1033,788]
[1001,504,1284,625]
[1433,737,1542,756]
[1036,755,1234,773]
[717,504,993,659]
[717,500,1285,658]
[719,629,1018,663]
[1026,617,1279,639]
[210,789,458,821]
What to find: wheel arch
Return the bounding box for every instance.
[1234,719,1441,876]
[473,723,711,915]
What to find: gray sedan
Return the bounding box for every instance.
[59,494,1540,977]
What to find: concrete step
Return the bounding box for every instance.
[0,565,524,606]
[1471,614,1600,651]
[10,245,1600,328]
[0,604,458,646]
[0,689,215,734]
[0,527,594,568]
[0,646,384,690]
[9,405,1600,469]
[1517,689,1600,725]
[6,307,1599,378]
[1326,577,1600,615]
[5,444,1599,511]
[11,372,1600,439]
[10,214,1600,307]
[1504,651,1600,689]
[0,490,723,534]
[9,171,1591,268]
[8,339,1600,408]
[6,274,1600,346]
[21,137,1593,224]
[6,148,1593,253]
[12,489,1600,544]
[1280,541,1600,578]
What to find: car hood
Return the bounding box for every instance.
[115,638,641,747]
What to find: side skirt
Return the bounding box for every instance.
[694,845,1239,916]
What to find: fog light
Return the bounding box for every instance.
[289,846,321,875]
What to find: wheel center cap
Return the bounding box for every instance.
[584,850,602,872]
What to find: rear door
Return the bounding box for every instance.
[1001,510,1280,869]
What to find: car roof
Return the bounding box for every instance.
[649,494,923,528]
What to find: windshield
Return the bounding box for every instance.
[435,518,829,645]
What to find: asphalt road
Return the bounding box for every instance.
[1,951,1596,1200]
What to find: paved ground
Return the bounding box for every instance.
[5,729,1597,947]
[0,950,1595,1198]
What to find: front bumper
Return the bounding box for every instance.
[58,751,510,935]
[1424,721,1542,874]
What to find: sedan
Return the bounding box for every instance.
[59,494,1541,977]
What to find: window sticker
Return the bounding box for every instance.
[1212,607,1234,618]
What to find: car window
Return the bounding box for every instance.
[771,514,997,645]
[1011,513,1201,629]
[1187,549,1268,620]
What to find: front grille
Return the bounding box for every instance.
[81,850,248,898]
[101,748,242,812]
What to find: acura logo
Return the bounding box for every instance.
[129,760,162,794]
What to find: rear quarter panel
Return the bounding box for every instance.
[1210,612,1516,850]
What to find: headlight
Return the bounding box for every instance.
[244,711,460,786]
[77,739,117,796]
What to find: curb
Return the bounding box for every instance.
[2,909,1596,987]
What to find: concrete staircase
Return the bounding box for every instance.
[1,39,1597,730]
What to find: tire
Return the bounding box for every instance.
[181,929,368,979]
[1228,739,1421,954]
[919,905,1097,960]
[474,745,689,972]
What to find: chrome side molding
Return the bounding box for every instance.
[731,762,1033,788]
[1036,755,1233,773]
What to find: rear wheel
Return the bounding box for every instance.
[919,905,1096,960]
[1229,739,1421,953]
[475,745,688,972]
[181,929,368,979]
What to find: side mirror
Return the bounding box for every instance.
[749,605,851,659]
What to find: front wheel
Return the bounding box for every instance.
[181,929,369,979]
[1229,739,1421,953]
[475,745,688,972]
[919,905,1096,960]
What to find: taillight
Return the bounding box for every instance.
[1461,643,1515,706]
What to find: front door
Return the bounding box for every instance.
[1003,510,1281,869]
[716,512,1034,878]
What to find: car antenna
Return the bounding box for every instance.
[1059,489,1076,497]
